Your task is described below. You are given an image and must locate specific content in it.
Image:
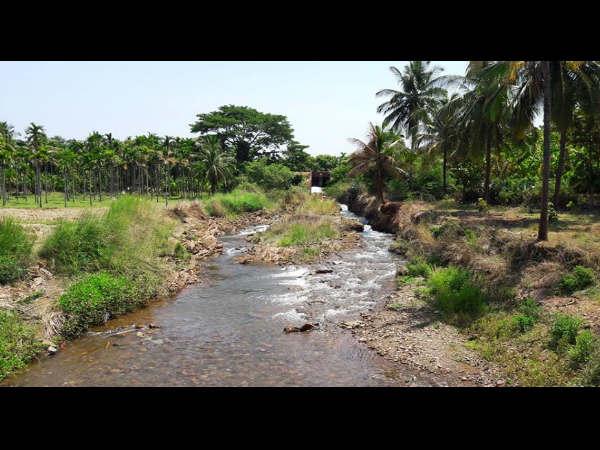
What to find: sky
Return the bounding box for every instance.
[0,61,469,156]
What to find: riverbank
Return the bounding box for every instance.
[334,185,600,386]
[0,191,283,380]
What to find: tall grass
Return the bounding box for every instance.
[0,218,33,284]
[296,196,339,215]
[277,221,338,247]
[203,189,270,217]
[40,196,172,277]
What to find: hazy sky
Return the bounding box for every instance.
[0,61,469,156]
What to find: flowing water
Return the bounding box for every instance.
[4,205,436,386]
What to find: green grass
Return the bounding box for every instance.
[39,195,173,277]
[406,257,434,278]
[58,271,146,338]
[296,196,339,215]
[558,266,595,295]
[0,191,186,209]
[277,221,338,247]
[0,309,43,380]
[0,218,33,284]
[203,189,270,217]
[549,314,582,351]
[323,180,352,201]
[426,266,487,323]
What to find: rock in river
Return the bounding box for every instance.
[283,323,319,333]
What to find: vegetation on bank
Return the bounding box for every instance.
[0,218,33,283]
[0,309,43,380]
[388,198,600,386]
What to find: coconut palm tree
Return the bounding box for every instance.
[489,61,600,240]
[196,135,235,194]
[348,123,407,204]
[25,123,47,207]
[415,93,463,194]
[376,61,449,150]
[453,61,511,203]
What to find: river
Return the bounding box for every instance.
[3,205,436,386]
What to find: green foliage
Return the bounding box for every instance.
[558,265,595,295]
[296,196,339,215]
[549,314,582,351]
[512,297,541,332]
[548,202,559,224]
[426,266,487,320]
[173,242,189,261]
[0,309,43,380]
[476,198,489,213]
[406,257,433,278]
[190,105,295,163]
[568,330,597,369]
[244,160,296,190]
[59,272,140,338]
[323,180,353,201]
[0,218,33,284]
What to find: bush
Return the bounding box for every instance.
[558,266,595,295]
[0,218,33,283]
[59,272,140,338]
[245,160,296,190]
[0,309,42,380]
[406,257,433,278]
[512,314,535,333]
[568,330,597,368]
[426,266,487,319]
[511,298,541,333]
[476,198,489,213]
[549,314,582,351]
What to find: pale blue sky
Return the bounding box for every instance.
[0,61,469,155]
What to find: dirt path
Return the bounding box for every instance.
[351,282,505,387]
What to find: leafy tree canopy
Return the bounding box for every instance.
[190,105,295,164]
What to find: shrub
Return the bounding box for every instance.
[323,180,352,201]
[511,298,541,333]
[558,265,595,295]
[549,314,582,351]
[0,218,33,283]
[426,266,487,319]
[476,198,489,213]
[245,160,296,190]
[0,309,42,380]
[568,330,597,368]
[548,202,559,224]
[59,272,139,338]
[406,257,433,278]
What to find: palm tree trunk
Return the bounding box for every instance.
[484,136,491,203]
[63,169,68,207]
[553,129,568,208]
[538,61,552,242]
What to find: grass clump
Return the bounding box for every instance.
[297,196,339,215]
[558,265,595,295]
[568,330,597,369]
[58,271,143,338]
[426,266,487,322]
[0,218,33,284]
[406,257,434,278]
[277,221,337,247]
[40,196,173,277]
[549,314,582,351]
[204,190,269,217]
[511,298,541,333]
[0,309,43,380]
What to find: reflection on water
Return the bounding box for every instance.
[3,205,435,387]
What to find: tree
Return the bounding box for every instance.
[497,61,598,240]
[376,61,448,149]
[415,93,463,194]
[25,123,47,207]
[190,105,295,164]
[348,123,406,203]
[281,140,314,172]
[196,135,235,194]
